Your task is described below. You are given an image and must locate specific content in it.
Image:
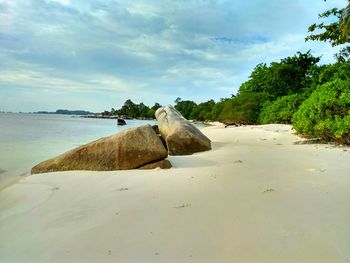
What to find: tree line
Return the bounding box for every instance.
[103,1,350,144]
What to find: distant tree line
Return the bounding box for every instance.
[102,100,162,119]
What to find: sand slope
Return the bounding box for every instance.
[1,124,350,263]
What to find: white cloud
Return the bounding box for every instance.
[0,0,348,111]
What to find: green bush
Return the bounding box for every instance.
[318,62,350,84]
[292,79,350,144]
[259,93,306,124]
[218,93,269,125]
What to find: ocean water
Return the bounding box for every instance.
[0,113,157,188]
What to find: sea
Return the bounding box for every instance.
[0,113,158,189]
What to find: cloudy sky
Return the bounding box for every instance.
[0,0,347,112]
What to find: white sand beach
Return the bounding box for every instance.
[1,124,350,263]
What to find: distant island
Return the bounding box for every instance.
[35,109,96,115]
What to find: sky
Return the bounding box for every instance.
[0,0,348,112]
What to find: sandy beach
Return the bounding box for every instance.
[1,124,350,263]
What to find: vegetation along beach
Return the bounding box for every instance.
[1,0,350,262]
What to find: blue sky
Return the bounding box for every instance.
[0,0,347,112]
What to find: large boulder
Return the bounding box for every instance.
[155,105,211,155]
[31,124,168,174]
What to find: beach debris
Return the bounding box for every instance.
[174,203,191,209]
[31,124,168,174]
[119,187,128,191]
[51,186,60,191]
[233,160,243,164]
[262,188,276,193]
[155,105,211,155]
[259,138,267,141]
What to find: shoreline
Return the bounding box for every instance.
[1,124,350,262]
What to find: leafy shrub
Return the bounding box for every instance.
[292,79,350,144]
[259,93,306,124]
[318,62,350,84]
[218,93,269,125]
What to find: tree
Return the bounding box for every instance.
[238,52,320,99]
[151,103,162,111]
[190,100,216,121]
[174,100,197,119]
[341,1,350,38]
[335,46,350,62]
[175,97,182,104]
[137,103,150,117]
[218,93,269,125]
[306,1,350,46]
[118,99,138,118]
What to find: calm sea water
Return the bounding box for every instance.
[0,113,157,188]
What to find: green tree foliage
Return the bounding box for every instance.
[218,93,269,125]
[145,103,163,119]
[306,0,350,45]
[306,7,346,46]
[112,99,162,119]
[318,61,350,84]
[174,98,197,119]
[190,100,216,121]
[335,46,350,62]
[238,52,320,99]
[292,79,350,144]
[341,1,350,39]
[259,94,306,124]
[117,99,139,118]
[151,103,162,111]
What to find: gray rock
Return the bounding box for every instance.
[155,105,211,155]
[31,124,168,174]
